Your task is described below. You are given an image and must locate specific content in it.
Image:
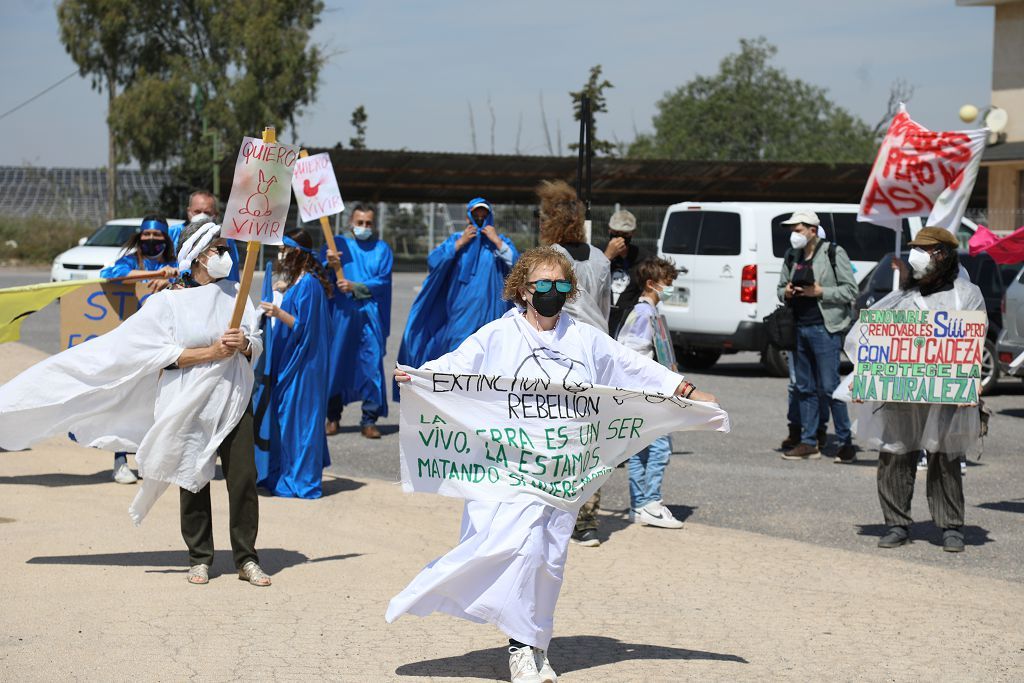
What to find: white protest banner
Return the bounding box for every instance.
[850,309,986,404]
[222,135,300,245]
[291,152,343,222]
[398,366,730,512]
[858,104,987,233]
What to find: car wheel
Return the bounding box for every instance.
[675,347,722,371]
[761,344,789,377]
[980,338,999,395]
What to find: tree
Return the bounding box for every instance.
[58,0,146,218]
[61,0,325,205]
[629,38,877,163]
[569,65,616,156]
[349,105,368,150]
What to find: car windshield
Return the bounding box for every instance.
[84,223,138,247]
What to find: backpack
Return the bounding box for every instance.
[764,241,843,350]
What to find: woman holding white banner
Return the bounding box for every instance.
[388,246,720,683]
[844,227,985,554]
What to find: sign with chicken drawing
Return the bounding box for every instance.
[291,152,344,223]
[221,136,301,245]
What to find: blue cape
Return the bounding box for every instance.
[320,234,394,415]
[395,199,518,399]
[253,271,331,499]
[99,253,177,279]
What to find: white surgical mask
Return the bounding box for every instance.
[353,227,373,241]
[658,284,675,298]
[204,251,233,279]
[907,247,933,277]
[789,232,808,250]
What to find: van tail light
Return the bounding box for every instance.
[740,264,757,303]
[999,351,1013,364]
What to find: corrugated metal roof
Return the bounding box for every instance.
[300,148,989,206]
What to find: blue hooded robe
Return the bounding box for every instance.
[253,270,331,499]
[100,253,177,279]
[395,198,518,397]
[321,234,394,419]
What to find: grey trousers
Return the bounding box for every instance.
[876,451,964,530]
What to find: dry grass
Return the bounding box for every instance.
[0,215,96,265]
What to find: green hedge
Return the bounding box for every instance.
[0,215,96,265]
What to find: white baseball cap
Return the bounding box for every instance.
[781,210,820,227]
[608,210,637,233]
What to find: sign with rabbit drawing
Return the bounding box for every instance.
[291,152,344,222]
[222,136,301,245]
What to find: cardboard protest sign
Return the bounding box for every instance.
[291,152,343,222]
[59,281,151,349]
[858,105,987,233]
[849,309,987,404]
[398,367,729,512]
[222,136,300,245]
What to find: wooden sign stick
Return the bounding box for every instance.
[229,126,275,329]
[298,148,345,283]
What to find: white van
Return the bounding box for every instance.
[655,202,977,375]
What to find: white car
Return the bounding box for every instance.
[51,217,183,281]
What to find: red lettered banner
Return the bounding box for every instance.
[858,105,987,232]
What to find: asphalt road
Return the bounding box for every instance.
[6,267,1024,582]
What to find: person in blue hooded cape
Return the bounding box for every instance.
[253,229,332,499]
[168,190,241,282]
[395,198,518,398]
[321,204,394,439]
[99,214,179,485]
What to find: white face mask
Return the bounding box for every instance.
[353,227,373,241]
[790,231,809,250]
[659,284,675,298]
[204,251,233,279]
[907,247,933,277]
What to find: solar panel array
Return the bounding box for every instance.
[0,166,172,223]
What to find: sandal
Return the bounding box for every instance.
[238,560,271,587]
[187,564,209,585]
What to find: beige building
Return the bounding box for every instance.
[960,0,1024,231]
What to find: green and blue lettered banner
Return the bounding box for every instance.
[398,367,730,512]
[850,309,987,404]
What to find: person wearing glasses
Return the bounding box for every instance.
[536,180,613,548]
[388,246,717,683]
[255,229,333,499]
[322,205,394,439]
[396,197,519,388]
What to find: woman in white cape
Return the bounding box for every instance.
[388,247,718,683]
[0,220,267,580]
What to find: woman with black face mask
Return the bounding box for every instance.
[99,214,178,294]
[390,247,719,683]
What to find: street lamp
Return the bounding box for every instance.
[960,104,1009,144]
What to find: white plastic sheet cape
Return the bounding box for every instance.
[836,277,985,457]
[0,280,262,523]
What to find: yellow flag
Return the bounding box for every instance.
[0,280,103,344]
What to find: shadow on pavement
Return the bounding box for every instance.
[598,506,697,544]
[976,499,1024,514]
[0,470,111,487]
[395,635,747,678]
[855,523,993,547]
[26,548,361,575]
[322,476,367,497]
[998,408,1024,419]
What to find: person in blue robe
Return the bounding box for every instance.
[253,229,333,499]
[321,204,394,439]
[99,214,178,485]
[395,197,518,397]
[169,190,240,282]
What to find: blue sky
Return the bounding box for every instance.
[0,0,995,167]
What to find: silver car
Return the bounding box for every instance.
[997,265,1024,377]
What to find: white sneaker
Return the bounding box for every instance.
[534,647,557,682]
[508,646,543,683]
[637,502,683,529]
[960,457,967,475]
[113,462,138,484]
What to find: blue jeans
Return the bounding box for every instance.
[787,351,828,432]
[628,435,672,510]
[794,324,850,446]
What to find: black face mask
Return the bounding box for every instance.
[140,239,165,257]
[530,288,567,318]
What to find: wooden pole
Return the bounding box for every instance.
[229,126,275,329]
[298,149,345,282]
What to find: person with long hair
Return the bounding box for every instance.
[254,229,333,499]
[846,228,986,553]
[536,180,612,548]
[98,214,178,484]
[387,247,719,683]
